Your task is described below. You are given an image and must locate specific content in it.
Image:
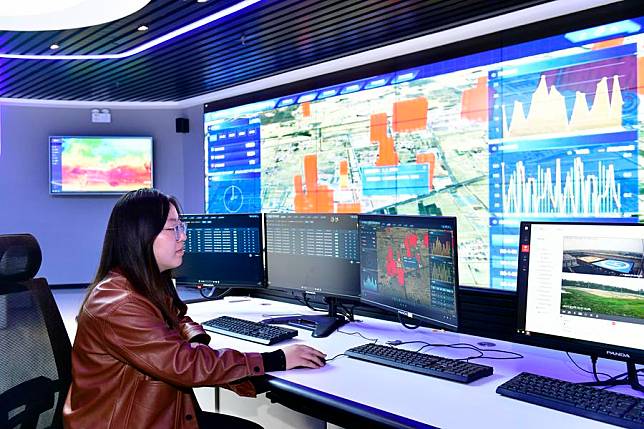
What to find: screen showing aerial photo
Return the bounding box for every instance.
[375,227,432,307]
[560,236,644,323]
[204,16,644,291]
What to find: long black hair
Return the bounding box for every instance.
[80,188,188,328]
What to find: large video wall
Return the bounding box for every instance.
[203,16,644,290]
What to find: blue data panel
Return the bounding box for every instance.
[489,132,639,217]
[207,172,261,214]
[360,164,429,197]
[486,42,640,291]
[205,119,262,213]
[206,125,260,175]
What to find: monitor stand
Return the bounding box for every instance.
[261,296,348,338]
[581,361,643,393]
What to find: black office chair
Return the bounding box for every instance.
[0,234,72,429]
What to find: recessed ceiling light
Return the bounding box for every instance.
[137,25,149,31]
[50,44,60,50]
[197,0,210,3]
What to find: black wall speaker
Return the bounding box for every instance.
[175,117,189,133]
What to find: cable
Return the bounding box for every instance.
[594,367,644,390]
[296,293,358,322]
[591,356,603,382]
[338,302,356,321]
[326,353,348,362]
[407,341,487,360]
[295,292,327,313]
[428,343,485,360]
[564,354,644,390]
[450,343,523,361]
[387,340,523,361]
[397,312,420,329]
[337,329,378,343]
[198,286,232,300]
[566,352,612,380]
[460,350,524,361]
[335,304,351,321]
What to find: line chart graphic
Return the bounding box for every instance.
[489,44,638,140]
[501,75,623,138]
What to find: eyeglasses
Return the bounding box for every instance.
[163,221,187,241]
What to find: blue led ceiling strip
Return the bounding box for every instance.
[0,0,264,61]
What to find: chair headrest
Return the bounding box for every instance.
[0,234,42,282]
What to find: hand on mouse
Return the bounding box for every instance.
[282,344,327,369]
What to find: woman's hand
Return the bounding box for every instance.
[282,344,327,369]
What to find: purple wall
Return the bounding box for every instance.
[180,105,206,214]
[0,104,204,285]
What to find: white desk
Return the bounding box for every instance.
[188,297,643,429]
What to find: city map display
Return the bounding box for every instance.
[204,16,644,290]
[375,227,431,306]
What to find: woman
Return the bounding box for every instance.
[63,189,326,429]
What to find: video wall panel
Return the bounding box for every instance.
[204,16,644,290]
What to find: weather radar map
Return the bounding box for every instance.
[49,136,153,194]
[204,16,644,291]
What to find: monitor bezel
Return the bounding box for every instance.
[516,220,644,364]
[358,213,460,331]
[264,212,361,300]
[174,212,266,289]
[48,135,154,196]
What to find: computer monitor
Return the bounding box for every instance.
[359,214,459,331]
[517,221,644,391]
[263,213,360,337]
[49,135,153,195]
[173,213,264,289]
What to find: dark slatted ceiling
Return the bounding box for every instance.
[0,0,576,102]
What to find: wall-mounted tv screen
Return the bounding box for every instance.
[49,136,153,195]
[203,11,644,291]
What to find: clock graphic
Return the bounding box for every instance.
[223,185,244,213]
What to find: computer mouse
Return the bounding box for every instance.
[296,358,325,369]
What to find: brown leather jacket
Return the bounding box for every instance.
[63,271,265,429]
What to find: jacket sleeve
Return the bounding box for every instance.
[222,378,261,397]
[98,295,265,390]
[178,315,211,345]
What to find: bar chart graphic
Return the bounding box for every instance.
[430,234,453,257]
[489,132,638,217]
[500,156,621,216]
[431,262,454,283]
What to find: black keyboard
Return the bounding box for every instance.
[497,372,644,428]
[345,343,493,383]
[202,316,298,345]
